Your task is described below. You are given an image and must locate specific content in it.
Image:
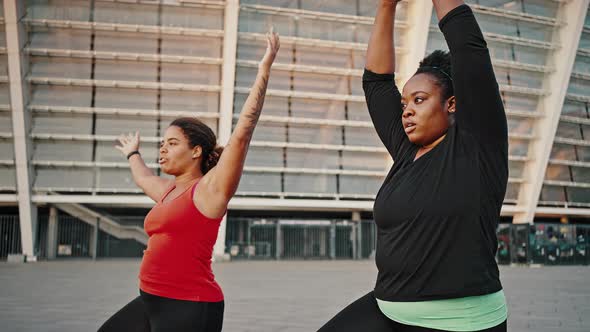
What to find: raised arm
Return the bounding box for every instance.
[115,131,173,202]
[365,0,398,74]
[432,0,465,21]
[363,0,413,160]
[195,31,280,219]
[435,2,508,149]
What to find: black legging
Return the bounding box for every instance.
[318,292,507,332]
[98,290,224,332]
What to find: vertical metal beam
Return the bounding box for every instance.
[213,0,240,261]
[46,206,58,260]
[357,222,363,259]
[90,217,99,260]
[303,226,308,257]
[352,211,361,260]
[329,220,336,260]
[275,219,281,260]
[5,0,36,261]
[513,1,590,224]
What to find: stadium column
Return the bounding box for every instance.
[352,211,362,260]
[513,0,590,224]
[330,220,336,260]
[275,220,281,260]
[90,217,100,260]
[46,207,58,260]
[387,0,433,170]
[397,1,433,84]
[214,0,240,261]
[5,0,37,261]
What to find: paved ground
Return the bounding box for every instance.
[0,259,588,332]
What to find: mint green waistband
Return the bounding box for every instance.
[376,290,507,331]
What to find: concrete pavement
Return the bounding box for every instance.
[0,260,588,332]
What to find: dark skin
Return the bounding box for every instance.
[366,0,463,161]
[401,73,456,160]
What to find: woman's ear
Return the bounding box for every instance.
[192,146,202,159]
[446,96,456,114]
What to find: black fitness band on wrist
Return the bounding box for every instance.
[126,151,140,159]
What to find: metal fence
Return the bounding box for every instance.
[1,213,589,265]
[55,215,93,258]
[0,215,21,258]
[226,218,590,265]
[32,215,93,258]
[226,218,375,260]
[97,231,146,258]
[1,214,146,259]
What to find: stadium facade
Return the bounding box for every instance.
[1,0,590,263]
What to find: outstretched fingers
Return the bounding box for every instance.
[116,132,138,148]
[117,134,128,146]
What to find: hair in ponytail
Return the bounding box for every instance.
[169,117,223,174]
[204,145,224,174]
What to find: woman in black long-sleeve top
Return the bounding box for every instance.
[318,1,508,331]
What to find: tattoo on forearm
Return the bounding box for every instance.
[242,74,268,137]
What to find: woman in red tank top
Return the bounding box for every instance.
[98,31,280,332]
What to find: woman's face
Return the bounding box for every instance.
[159,126,201,175]
[401,73,455,147]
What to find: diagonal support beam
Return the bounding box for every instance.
[213,0,240,260]
[513,1,590,224]
[5,0,37,260]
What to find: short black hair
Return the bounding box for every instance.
[415,50,454,102]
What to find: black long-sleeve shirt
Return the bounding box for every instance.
[363,5,508,302]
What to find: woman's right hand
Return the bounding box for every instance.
[115,131,140,156]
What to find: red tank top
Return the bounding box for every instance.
[139,180,224,302]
